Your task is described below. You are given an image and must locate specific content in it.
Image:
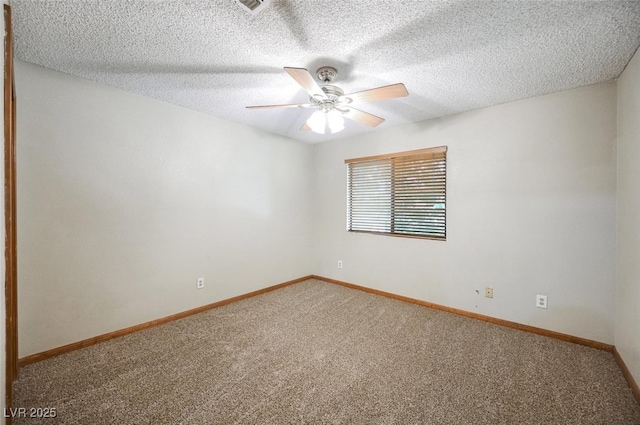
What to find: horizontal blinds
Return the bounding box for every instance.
[392,154,446,238]
[348,160,392,233]
[347,147,446,240]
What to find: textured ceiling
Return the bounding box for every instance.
[11,0,640,143]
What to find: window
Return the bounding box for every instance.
[346,146,447,240]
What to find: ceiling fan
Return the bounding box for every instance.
[246,66,409,134]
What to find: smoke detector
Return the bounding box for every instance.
[234,0,271,14]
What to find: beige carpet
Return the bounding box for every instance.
[13,279,640,424]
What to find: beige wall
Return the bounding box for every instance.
[616,47,640,385]
[15,58,626,359]
[16,61,315,357]
[313,82,618,344]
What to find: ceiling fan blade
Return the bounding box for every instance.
[284,67,326,99]
[343,83,408,104]
[340,107,385,127]
[246,103,313,109]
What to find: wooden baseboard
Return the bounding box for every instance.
[17,274,622,375]
[17,274,640,406]
[311,275,614,353]
[614,347,640,405]
[18,275,313,367]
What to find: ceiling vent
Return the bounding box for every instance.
[234,0,271,15]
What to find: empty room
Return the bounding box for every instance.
[2,1,640,424]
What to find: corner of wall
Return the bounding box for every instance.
[615,43,640,395]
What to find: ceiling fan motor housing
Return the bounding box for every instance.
[311,67,346,112]
[311,85,346,112]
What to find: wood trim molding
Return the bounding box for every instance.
[345,146,447,163]
[311,275,614,353]
[614,347,640,405]
[4,4,18,423]
[18,275,313,367]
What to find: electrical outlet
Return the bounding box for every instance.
[337,260,343,269]
[536,294,547,309]
[485,287,493,298]
[196,277,205,289]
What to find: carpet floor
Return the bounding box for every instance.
[13,279,640,424]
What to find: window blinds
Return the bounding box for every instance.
[346,147,447,240]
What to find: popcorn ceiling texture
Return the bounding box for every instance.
[11,0,640,143]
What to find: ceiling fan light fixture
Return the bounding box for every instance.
[307,110,345,134]
[327,110,345,133]
[307,111,327,134]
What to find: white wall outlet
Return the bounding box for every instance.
[196,277,205,289]
[536,294,547,309]
[485,287,493,298]
[337,260,343,269]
